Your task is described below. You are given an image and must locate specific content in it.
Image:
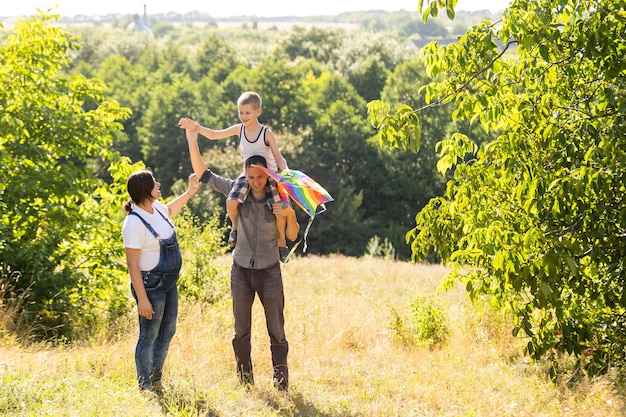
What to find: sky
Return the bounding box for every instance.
[0,0,511,18]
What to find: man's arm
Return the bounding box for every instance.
[182,124,234,196]
[183,127,208,177]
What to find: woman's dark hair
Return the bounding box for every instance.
[123,169,155,212]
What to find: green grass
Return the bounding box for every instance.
[1,255,624,416]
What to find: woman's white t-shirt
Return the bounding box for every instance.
[121,200,175,272]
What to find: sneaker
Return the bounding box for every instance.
[140,381,165,393]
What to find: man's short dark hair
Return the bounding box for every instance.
[245,155,267,168]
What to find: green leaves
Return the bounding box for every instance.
[418,0,457,22]
[367,101,421,152]
[374,0,626,374]
[0,12,133,338]
[435,133,478,175]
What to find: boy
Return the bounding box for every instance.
[178,91,290,260]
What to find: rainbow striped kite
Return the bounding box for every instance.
[252,165,333,260]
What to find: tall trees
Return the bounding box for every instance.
[1,9,482,340]
[296,96,375,255]
[192,34,240,84]
[138,77,199,193]
[26,14,459,263]
[371,0,626,373]
[0,12,135,337]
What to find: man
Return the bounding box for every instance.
[180,118,299,391]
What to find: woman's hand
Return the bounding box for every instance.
[186,173,202,197]
[137,298,154,320]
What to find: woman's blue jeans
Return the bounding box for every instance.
[132,272,179,390]
[129,218,182,391]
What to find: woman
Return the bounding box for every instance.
[122,169,200,392]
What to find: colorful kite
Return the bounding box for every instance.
[252,165,333,261]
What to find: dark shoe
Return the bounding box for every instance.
[237,365,254,386]
[273,366,288,392]
[279,246,289,263]
[228,230,237,248]
[238,372,254,387]
[152,383,165,393]
[150,371,164,392]
[274,379,288,392]
[140,386,160,394]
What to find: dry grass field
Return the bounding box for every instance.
[1,254,624,416]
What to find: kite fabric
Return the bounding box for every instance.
[251,164,333,260]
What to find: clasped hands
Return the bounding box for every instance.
[178,117,198,132]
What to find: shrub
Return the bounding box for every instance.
[176,210,229,305]
[391,294,449,348]
[365,235,396,261]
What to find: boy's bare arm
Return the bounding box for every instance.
[265,129,288,171]
[198,123,241,140]
[178,117,240,140]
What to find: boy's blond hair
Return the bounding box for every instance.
[237,91,262,109]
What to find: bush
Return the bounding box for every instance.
[0,12,133,341]
[365,235,396,261]
[390,294,449,348]
[176,210,230,305]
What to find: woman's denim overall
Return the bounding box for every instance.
[128,209,182,390]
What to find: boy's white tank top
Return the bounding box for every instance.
[238,125,278,172]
